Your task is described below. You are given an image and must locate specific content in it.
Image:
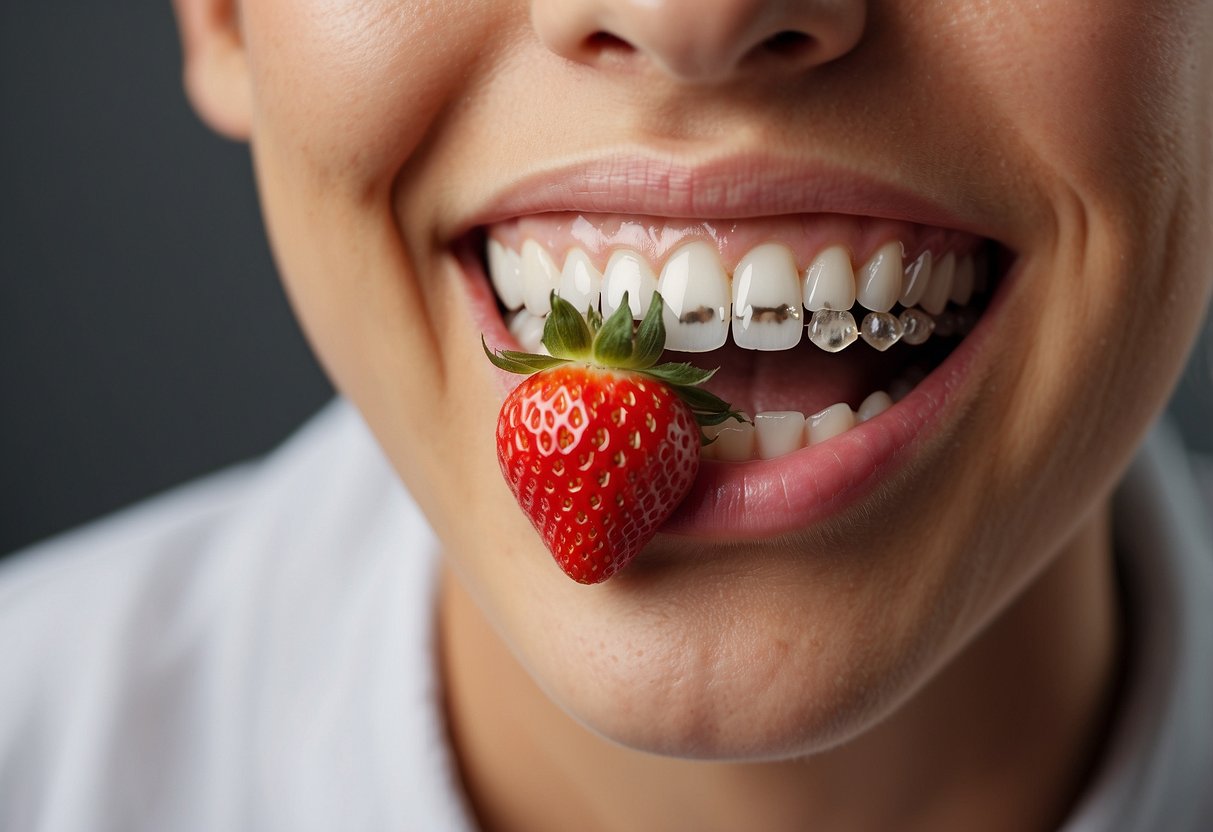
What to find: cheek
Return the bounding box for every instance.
[234,0,507,464]
[938,2,1213,486]
[243,0,483,193]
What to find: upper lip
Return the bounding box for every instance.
[446,149,999,243]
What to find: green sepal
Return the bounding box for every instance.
[592,291,637,367]
[484,290,747,441]
[640,361,715,388]
[586,305,603,335]
[630,292,667,369]
[672,385,749,427]
[541,293,594,360]
[482,335,571,375]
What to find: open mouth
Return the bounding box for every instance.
[473,211,1002,465]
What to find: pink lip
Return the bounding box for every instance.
[661,309,989,538]
[460,150,1008,543]
[449,151,1000,241]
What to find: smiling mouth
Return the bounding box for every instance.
[475,211,1002,463]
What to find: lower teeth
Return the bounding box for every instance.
[702,385,904,463]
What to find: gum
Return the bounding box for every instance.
[488,212,985,275]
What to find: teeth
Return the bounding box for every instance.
[557,247,602,316]
[601,249,658,320]
[487,239,525,311]
[802,245,856,312]
[492,237,986,359]
[754,411,807,459]
[808,309,858,352]
[920,251,955,316]
[859,311,903,351]
[856,241,903,313]
[857,391,893,422]
[705,392,900,461]
[949,255,975,306]
[899,250,932,308]
[659,242,730,352]
[899,308,935,345]
[703,420,755,462]
[807,403,855,445]
[732,244,803,350]
[521,239,561,316]
[507,309,549,355]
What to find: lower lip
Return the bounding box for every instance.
[462,242,1001,543]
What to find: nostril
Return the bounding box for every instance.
[585,31,634,57]
[761,30,815,59]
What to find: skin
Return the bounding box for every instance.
[174,0,1213,829]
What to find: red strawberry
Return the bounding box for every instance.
[485,291,744,584]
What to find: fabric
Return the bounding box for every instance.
[1,400,1209,831]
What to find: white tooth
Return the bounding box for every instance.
[856,241,903,313]
[754,411,807,459]
[802,245,856,312]
[601,249,657,320]
[732,243,803,350]
[899,249,932,308]
[521,239,560,315]
[920,251,955,315]
[705,420,755,462]
[857,391,893,422]
[557,247,602,315]
[487,239,525,311]
[658,242,729,352]
[807,403,855,445]
[949,255,975,306]
[507,309,549,355]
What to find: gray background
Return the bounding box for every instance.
[1,5,1209,557]
[1,5,332,555]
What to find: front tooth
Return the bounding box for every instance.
[807,403,855,445]
[899,250,932,308]
[754,411,807,459]
[487,239,525,311]
[705,420,755,462]
[856,241,903,313]
[659,241,729,352]
[601,249,657,320]
[920,251,955,315]
[732,243,803,350]
[557,247,602,315]
[802,245,856,312]
[507,309,549,355]
[521,239,560,315]
[949,255,975,305]
[857,391,893,422]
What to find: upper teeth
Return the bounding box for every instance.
[489,237,982,353]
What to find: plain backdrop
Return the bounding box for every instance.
[1,5,332,556]
[1,5,1210,557]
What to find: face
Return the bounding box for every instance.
[182,0,1213,757]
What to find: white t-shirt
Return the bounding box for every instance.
[1,401,1210,831]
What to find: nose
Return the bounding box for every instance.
[532,0,867,85]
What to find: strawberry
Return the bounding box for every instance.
[484,291,744,584]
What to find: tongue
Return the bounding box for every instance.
[674,342,911,417]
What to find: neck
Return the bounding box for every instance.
[439,508,1121,832]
